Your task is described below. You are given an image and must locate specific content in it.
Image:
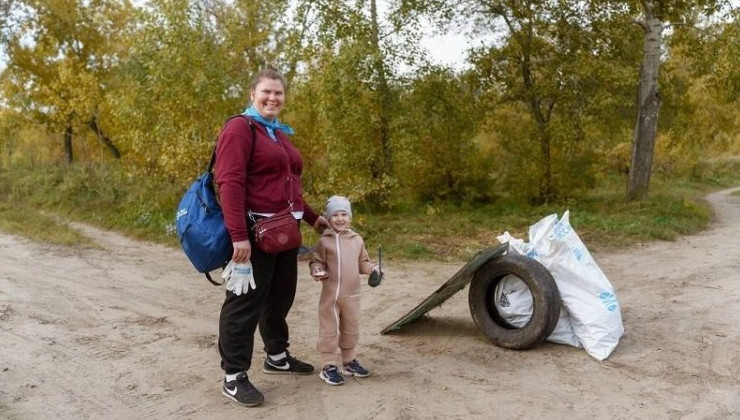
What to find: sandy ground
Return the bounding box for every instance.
[1,188,739,420]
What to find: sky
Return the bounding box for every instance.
[420,32,470,70]
[377,0,470,70]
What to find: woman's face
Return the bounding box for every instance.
[250,77,285,120]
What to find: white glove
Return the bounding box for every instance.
[222,260,256,296]
[221,261,234,281]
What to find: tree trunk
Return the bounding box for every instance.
[537,123,553,202]
[284,3,312,89]
[64,125,74,164]
[88,116,121,159]
[627,7,663,201]
[369,0,393,182]
[522,55,554,203]
[503,9,555,204]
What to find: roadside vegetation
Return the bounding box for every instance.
[1,160,737,261]
[0,201,94,248]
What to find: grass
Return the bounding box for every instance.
[0,202,95,247]
[0,163,180,245]
[0,162,738,261]
[349,183,714,261]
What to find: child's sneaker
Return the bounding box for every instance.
[341,359,370,377]
[319,365,345,386]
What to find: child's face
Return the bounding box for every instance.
[328,211,351,232]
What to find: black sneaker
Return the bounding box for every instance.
[222,372,264,407]
[262,351,315,375]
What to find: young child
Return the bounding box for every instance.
[309,195,381,386]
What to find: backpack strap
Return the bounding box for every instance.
[204,115,257,285]
[205,272,223,286]
[208,115,256,173]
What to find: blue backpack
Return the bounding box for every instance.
[176,116,254,285]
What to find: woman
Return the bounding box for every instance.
[214,65,328,408]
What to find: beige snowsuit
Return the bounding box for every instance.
[309,229,375,366]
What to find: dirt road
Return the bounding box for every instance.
[1,188,739,419]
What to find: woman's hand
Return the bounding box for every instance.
[313,216,329,233]
[232,240,251,263]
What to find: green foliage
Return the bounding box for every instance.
[104,0,240,182]
[0,109,70,167]
[99,0,298,183]
[290,37,399,207]
[0,162,182,244]
[0,0,133,143]
[462,0,643,203]
[657,13,740,178]
[1,162,734,261]
[287,0,428,208]
[395,66,493,204]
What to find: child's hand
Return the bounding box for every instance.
[311,269,329,281]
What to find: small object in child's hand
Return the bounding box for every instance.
[368,271,382,287]
[314,270,326,278]
[368,246,383,287]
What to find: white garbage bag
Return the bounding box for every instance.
[498,210,624,360]
[494,274,581,347]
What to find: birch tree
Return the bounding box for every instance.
[625,0,722,200]
[627,1,664,200]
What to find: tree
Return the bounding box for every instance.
[626,1,664,200]
[288,0,423,206]
[394,66,491,203]
[625,0,723,200]
[399,0,639,203]
[0,0,131,163]
[399,0,727,202]
[104,0,314,182]
[657,8,740,177]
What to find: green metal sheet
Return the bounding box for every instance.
[380,244,508,334]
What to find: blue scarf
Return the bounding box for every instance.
[243,106,295,141]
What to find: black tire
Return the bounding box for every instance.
[468,254,561,350]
